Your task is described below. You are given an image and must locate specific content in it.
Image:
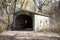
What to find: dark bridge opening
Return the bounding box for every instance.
[14,14,33,31]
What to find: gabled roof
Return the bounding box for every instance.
[13,9,49,17]
[14,9,37,14]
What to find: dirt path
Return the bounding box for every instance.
[0,31,60,40]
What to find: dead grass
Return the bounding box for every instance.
[0,21,7,33]
[39,26,60,36]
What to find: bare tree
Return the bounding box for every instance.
[33,0,46,12]
[20,0,25,9]
[14,0,17,12]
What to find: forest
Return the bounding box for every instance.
[0,0,60,33]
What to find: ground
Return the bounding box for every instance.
[0,31,60,40]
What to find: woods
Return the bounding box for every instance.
[0,0,60,33]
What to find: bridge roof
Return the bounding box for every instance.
[13,9,49,17]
